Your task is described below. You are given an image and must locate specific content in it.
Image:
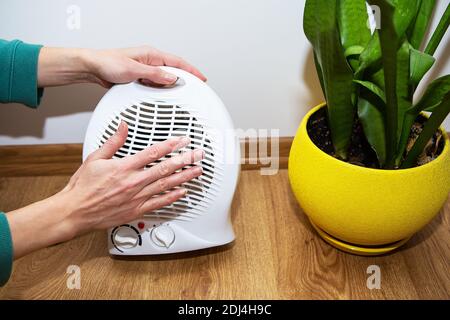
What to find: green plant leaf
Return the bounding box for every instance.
[395,111,416,166]
[395,40,412,144]
[338,0,372,49]
[391,41,412,166]
[368,0,398,168]
[415,75,450,112]
[389,0,421,37]
[354,80,386,102]
[395,74,450,166]
[338,0,372,70]
[358,94,386,166]
[344,45,365,58]
[304,0,355,158]
[357,0,419,76]
[370,68,386,90]
[313,51,326,99]
[356,31,382,78]
[409,48,435,89]
[401,92,450,168]
[424,3,450,56]
[407,0,436,49]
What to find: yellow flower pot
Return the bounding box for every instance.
[288,103,450,256]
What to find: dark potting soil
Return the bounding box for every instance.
[306,107,445,169]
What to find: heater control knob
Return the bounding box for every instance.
[112,226,139,250]
[150,225,175,248]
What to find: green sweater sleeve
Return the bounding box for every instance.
[0,39,44,108]
[0,212,13,287]
[0,39,44,286]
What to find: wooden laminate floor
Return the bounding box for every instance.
[0,170,449,299]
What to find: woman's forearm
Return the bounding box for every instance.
[5,191,75,259]
[37,47,94,87]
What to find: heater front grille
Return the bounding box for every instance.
[97,101,223,221]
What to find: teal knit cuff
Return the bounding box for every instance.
[9,40,44,108]
[0,39,44,108]
[0,212,13,287]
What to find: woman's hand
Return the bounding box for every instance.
[6,123,204,259]
[61,121,204,232]
[86,46,207,87]
[37,46,206,88]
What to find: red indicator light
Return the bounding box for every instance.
[138,222,145,229]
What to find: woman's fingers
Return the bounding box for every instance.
[160,52,207,82]
[132,63,178,85]
[137,149,205,186]
[133,166,202,200]
[138,188,187,216]
[88,121,128,161]
[123,136,190,169]
[120,46,206,83]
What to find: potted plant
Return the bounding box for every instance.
[289,0,450,255]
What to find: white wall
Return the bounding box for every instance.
[0,0,449,145]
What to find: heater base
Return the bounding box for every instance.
[108,220,236,256]
[309,219,411,256]
[110,239,235,257]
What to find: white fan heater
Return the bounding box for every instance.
[83,67,240,255]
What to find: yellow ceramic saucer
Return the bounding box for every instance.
[309,219,411,256]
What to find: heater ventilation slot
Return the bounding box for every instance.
[97,102,221,221]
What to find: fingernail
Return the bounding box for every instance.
[164,73,178,83]
[194,149,205,161]
[178,188,187,195]
[118,121,126,132]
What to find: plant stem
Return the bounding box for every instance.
[370,0,398,168]
[401,94,450,168]
[424,3,450,56]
